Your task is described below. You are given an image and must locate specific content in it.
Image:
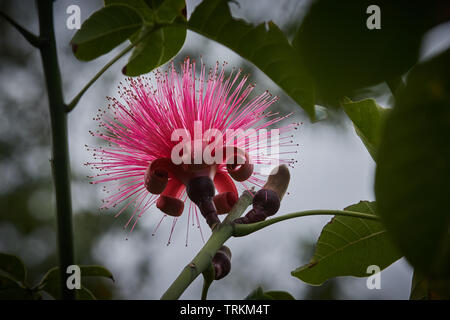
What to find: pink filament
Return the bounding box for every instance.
[88,57,298,243]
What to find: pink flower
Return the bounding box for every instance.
[86,58,297,243]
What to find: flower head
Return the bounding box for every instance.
[87,58,298,243]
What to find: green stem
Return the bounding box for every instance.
[233,210,380,237]
[66,23,170,113]
[37,0,75,300]
[65,42,134,112]
[201,263,214,300]
[0,11,42,47]
[201,280,212,300]
[160,191,253,300]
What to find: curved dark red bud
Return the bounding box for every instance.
[145,168,168,194]
[223,147,253,182]
[186,176,219,228]
[156,195,184,217]
[212,246,232,280]
[227,161,254,182]
[144,158,173,194]
[213,192,238,215]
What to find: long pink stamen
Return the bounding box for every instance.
[89,57,297,244]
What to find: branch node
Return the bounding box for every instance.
[0,11,41,48]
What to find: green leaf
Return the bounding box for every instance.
[123,22,186,76]
[292,201,401,285]
[293,0,439,105]
[119,0,187,76]
[77,286,96,300]
[77,265,115,281]
[0,252,26,283]
[71,5,143,61]
[37,265,114,299]
[155,0,186,23]
[0,274,36,300]
[104,0,155,22]
[37,267,60,299]
[245,287,271,300]
[410,270,450,300]
[265,291,295,300]
[375,49,450,278]
[188,0,315,120]
[245,286,294,300]
[342,98,390,161]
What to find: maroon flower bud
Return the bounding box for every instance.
[144,168,168,194]
[212,246,232,280]
[225,149,254,182]
[156,195,184,217]
[234,165,290,224]
[144,158,173,194]
[234,189,280,224]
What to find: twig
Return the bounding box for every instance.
[233,209,380,237]
[0,11,42,47]
[66,22,171,113]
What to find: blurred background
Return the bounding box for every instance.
[1,0,449,299]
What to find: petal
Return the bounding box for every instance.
[156,178,186,217]
[213,172,238,214]
[144,158,174,194]
[222,146,254,182]
[156,196,184,217]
